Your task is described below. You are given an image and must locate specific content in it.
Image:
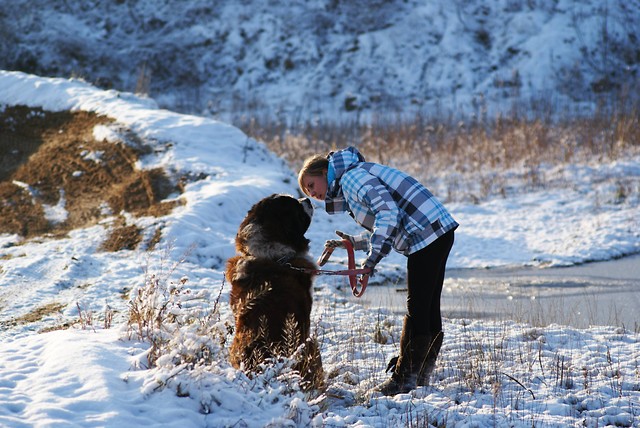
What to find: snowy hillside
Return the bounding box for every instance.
[2,0,639,120]
[1,71,639,428]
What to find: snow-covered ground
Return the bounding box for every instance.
[0,71,639,427]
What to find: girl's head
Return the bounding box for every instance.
[298,154,329,201]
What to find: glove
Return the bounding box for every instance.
[327,230,370,251]
[317,231,345,265]
[323,230,350,249]
[317,231,367,266]
[361,260,376,277]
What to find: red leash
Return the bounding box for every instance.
[315,240,370,297]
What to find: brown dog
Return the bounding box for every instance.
[225,194,323,389]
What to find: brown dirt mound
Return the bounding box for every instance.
[0,105,182,248]
[100,219,143,252]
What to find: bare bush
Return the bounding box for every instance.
[126,271,227,369]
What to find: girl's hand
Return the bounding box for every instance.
[318,231,351,265]
[333,230,369,251]
[334,230,355,245]
[360,263,375,277]
[324,230,353,249]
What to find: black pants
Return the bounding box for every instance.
[406,229,455,335]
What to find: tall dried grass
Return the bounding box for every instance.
[237,104,640,203]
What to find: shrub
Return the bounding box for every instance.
[126,271,227,369]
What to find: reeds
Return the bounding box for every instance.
[236,103,640,204]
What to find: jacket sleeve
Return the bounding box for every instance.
[342,169,402,268]
[352,231,371,251]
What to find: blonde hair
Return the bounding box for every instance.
[298,154,329,196]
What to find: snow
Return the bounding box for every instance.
[1,71,639,427]
[3,0,638,121]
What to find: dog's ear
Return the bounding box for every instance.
[288,199,312,247]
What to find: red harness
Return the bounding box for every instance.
[314,240,370,297]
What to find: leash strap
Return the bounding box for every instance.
[314,239,369,297]
[342,240,370,297]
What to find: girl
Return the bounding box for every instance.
[298,146,458,395]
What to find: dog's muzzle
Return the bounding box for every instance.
[299,197,314,220]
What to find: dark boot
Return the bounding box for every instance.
[416,331,443,386]
[371,315,431,396]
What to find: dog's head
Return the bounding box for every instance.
[235,194,313,259]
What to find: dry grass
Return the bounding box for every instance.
[0,106,182,240]
[316,292,640,427]
[237,105,640,203]
[100,217,143,252]
[0,302,71,334]
[12,302,66,325]
[127,271,228,369]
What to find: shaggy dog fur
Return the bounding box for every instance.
[225,194,324,389]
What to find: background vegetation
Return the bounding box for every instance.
[237,97,640,204]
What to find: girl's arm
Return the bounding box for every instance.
[342,169,402,269]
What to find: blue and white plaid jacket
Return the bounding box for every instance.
[325,146,458,269]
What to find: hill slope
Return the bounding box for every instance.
[2,0,639,119]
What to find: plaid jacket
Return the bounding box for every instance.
[325,147,458,268]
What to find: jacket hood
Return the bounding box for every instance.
[327,146,365,196]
